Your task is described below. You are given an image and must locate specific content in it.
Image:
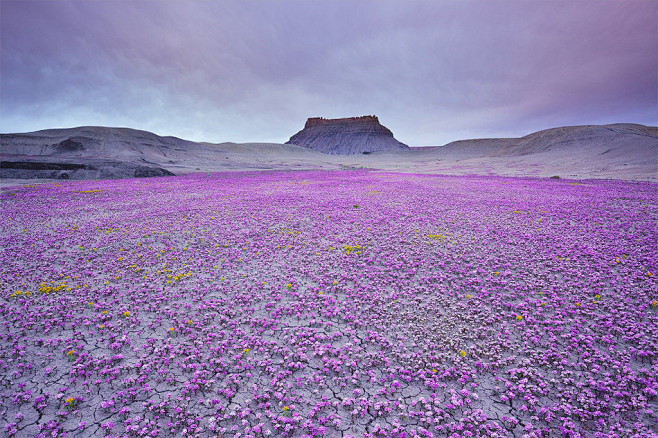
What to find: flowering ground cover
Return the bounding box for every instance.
[0,170,656,438]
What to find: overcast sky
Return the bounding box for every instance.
[2,0,656,146]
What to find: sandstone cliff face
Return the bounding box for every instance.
[286,116,409,155]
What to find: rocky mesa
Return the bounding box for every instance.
[286,115,409,155]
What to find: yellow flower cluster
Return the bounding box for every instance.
[9,290,30,298]
[343,244,362,255]
[38,281,69,294]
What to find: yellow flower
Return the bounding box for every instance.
[102,310,108,315]
[65,397,74,404]
[122,311,130,317]
[188,320,193,324]
[287,283,292,289]
[432,369,437,373]
[466,295,471,299]
[459,350,466,357]
[98,325,105,329]
[243,348,250,354]
[516,315,522,320]
[169,327,175,332]
[595,294,601,300]
[283,406,289,411]
[333,280,337,286]
[651,300,657,308]
[67,350,75,356]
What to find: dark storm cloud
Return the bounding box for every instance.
[1,0,656,145]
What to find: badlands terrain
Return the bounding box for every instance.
[1,122,656,185]
[0,123,656,437]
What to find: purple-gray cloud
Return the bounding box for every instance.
[2,0,656,146]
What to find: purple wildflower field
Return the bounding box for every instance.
[1,170,656,438]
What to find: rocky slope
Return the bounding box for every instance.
[286,115,410,155]
[0,127,189,180]
[0,158,174,180]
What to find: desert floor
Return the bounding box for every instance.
[1,170,656,437]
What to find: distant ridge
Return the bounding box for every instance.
[1,123,655,183]
[286,115,409,155]
[431,123,657,158]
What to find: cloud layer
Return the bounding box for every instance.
[2,0,656,145]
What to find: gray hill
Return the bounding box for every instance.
[409,123,657,161]
[0,126,345,181]
[286,116,409,155]
[390,123,657,180]
[1,126,203,161]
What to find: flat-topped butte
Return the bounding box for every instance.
[287,115,409,155]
